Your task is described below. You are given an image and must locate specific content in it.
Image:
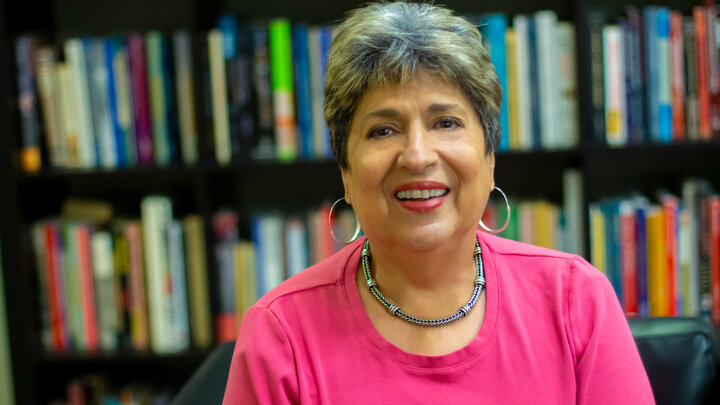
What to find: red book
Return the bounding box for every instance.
[662,196,679,316]
[216,313,237,343]
[76,225,99,351]
[706,1,720,137]
[670,11,686,140]
[44,223,69,351]
[695,7,712,139]
[709,196,720,325]
[127,34,154,165]
[620,205,638,317]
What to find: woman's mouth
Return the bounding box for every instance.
[395,188,449,200]
[392,182,450,213]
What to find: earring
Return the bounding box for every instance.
[328,198,362,244]
[479,187,511,234]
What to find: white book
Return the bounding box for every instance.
[86,38,117,168]
[208,29,231,165]
[555,22,579,148]
[681,180,700,316]
[168,221,190,351]
[64,38,97,168]
[91,231,117,351]
[285,218,308,277]
[141,196,174,353]
[535,11,559,149]
[512,15,532,151]
[56,63,81,168]
[603,25,627,146]
[563,169,584,256]
[261,214,286,293]
[174,31,198,165]
[34,48,66,168]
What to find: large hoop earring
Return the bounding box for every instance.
[329,198,362,245]
[479,187,510,234]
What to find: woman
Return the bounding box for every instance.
[223,2,653,403]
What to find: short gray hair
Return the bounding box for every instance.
[324,1,502,170]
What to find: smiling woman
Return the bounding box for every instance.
[222,2,654,404]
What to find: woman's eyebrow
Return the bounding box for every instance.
[363,108,402,120]
[426,103,462,114]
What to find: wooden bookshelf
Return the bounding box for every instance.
[2,0,720,404]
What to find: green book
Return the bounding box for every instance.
[500,205,519,241]
[146,31,171,166]
[269,18,297,161]
[0,240,16,405]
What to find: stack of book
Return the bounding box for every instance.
[590,3,720,146]
[589,179,720,324]
[31,197,212,354]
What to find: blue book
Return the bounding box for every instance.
[104,37,129,167]
[656,8,673,143]
[161,35,180,163]
[251,217,266,296]
[602,200,623,304]
[319,27,333,158]
[84,37,114,167]
[635,203,649,317]
[293,25,314,159]
[527,17,542,149]
[626,7,646,144]
[644,7,660,142]
[481,14,509,152]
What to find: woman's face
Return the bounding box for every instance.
[341,74,495,251]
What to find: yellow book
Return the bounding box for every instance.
[589,204,606,274]
[234,241,257,325]
[184,215,212,348]
[505,28,520,150]
[646,207,669,316]
[533,202,553,249]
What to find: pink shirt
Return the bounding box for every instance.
[223,232,654,404]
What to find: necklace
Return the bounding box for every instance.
[361,239,486,327]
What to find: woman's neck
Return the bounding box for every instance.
[365,231,480,318]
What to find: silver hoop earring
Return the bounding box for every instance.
[329,198,362,245]
[479,187,511,234]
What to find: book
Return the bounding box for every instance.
[249,24,275,160]
[34,47,66,168]
[684,17,700,140]
[173,31,198,165]
[656,8,673,143]
[15,35,42,172]
[555,22,579,148]
[587,10,607,143]
[167,221,190,350]
[86,37,117,168]
[183,215,212,348]
[603,25,627,146]
[105,36,135,167]
[535,11,559,149]
[670,11,686,140]
[269,18,297,160]
[482,14,509,152]
[563,169,584,256]
[91,231,118,351]
[619,201,638,316]
[293,24,314,159]
[512,15,532,151]
[76,224,100,351]
[145,32,173,166]
[65,38,97,168]
[213,210,239,342]
[636,200,650,317]
[233,241,257,324]
[709,196,720,325]
[127,34,155,165]
[208,29,231,165]
[694,7,712,138]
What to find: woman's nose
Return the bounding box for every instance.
[397,123,437,173]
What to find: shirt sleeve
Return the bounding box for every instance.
[568,256,655,404]
[223,306,299,405]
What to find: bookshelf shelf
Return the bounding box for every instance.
[1,0,719,404]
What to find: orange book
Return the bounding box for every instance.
[76,225,99,351]
[646,207,669,317]
[709,196,720,325]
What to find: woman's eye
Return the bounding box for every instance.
[369,127,393,138]
[436,118,462,130]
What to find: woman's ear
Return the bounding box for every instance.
[340,168,352,205]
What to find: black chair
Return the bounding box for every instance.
[173,318,719,404]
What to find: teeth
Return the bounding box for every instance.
[396,189,448,200]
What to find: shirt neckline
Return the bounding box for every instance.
[343,231,500,369]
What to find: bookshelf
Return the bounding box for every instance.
[1,0,720,403]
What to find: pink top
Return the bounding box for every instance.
[223,232,654,404]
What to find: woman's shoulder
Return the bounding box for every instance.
[253,239,364,310]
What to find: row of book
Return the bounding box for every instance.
[49,375,173,405]
[592,3,720,145]
[474,11,580,151]
[32,197,212,354]
[13,16,336,172]
[589,179,720,325]
[212,205,357,342]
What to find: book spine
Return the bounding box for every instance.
[657,9,673,143]
[684,18,700,140]
[636,204,649,316]
[15,36,42,171]
[626,7,646,143]
[647,206,668,316]
[662,196,679,316]
[588,11,607,144]
[46,224,70,351]
[682,180,701,316]
[146,32,171,166]
[285,218,308,277]
[707,5,720,137]
[512,15,532,150]
[65,38,97,168]
[86,38,118,168]
[293,25,314,159]
[250,25,275,160]
[644,7,660,142]
[167,221,190,350]
[208,29,231,165]
[620,202,638,316]
[173,31,199,165]
[269,18,297,160]
[603,25,627,146]
[91,231,118,351]
[695,7,712,139]
[213,211,239,342]
[700,194,713,317]
[183,216,212,348]
[125,223,149,350]
[32,224,54,350]
[105,38,129,167]
[127,34,155,164]
[506,28,520,150]
[527,18,542,149]
[710,196,720,325]
[77,225,99,351]
[556,22,579,148]
[34,47,66,168]
[484,14,509,152]
[670,12,686,140]
[535,11,558,149]
[62,222,84,350]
